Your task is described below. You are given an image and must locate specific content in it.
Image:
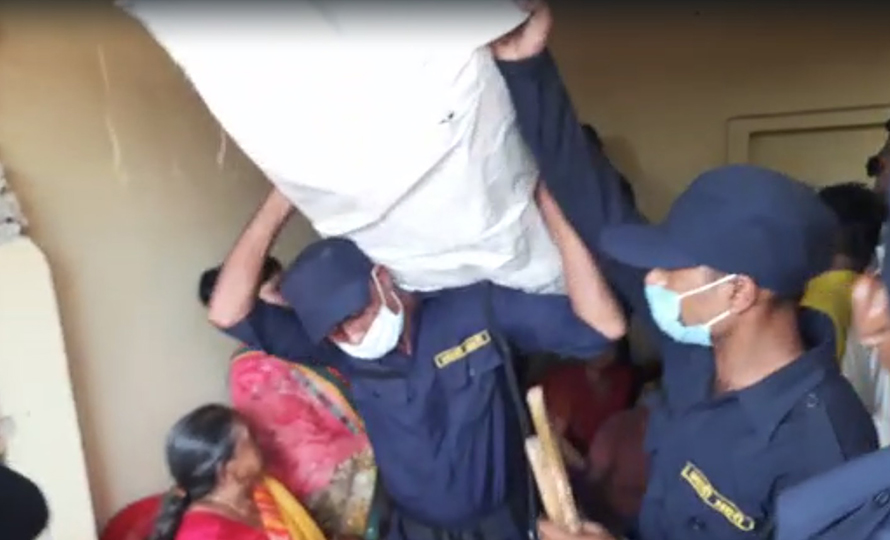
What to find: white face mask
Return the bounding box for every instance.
[335,271,404,360]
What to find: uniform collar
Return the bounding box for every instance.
[735,308,835,443]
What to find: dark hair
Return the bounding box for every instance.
[580,123,638,211]
[198,257,282,306]
[581,123,603,151]
[866,119,890,178]
[866,155,884,178]
[819,182,888,272]
[616,174,637,211]
[148,404,243,540]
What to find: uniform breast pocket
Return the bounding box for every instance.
[438,345,503,431]
[351,378,430,436]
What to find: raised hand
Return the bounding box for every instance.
[538,519,617,540]
[489,1,553,62]
[852,273,890,350]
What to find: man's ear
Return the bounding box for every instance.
[729,275,759,314]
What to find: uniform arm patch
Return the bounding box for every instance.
[681,462,756,532]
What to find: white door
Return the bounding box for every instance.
[0,237,97,540]
[728,106,890,187]
[749,125,886,187]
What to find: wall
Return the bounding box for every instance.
[0,6,315,525]
[550,3,890,220]
[1,2,889,530]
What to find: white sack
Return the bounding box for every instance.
[120,1,564,293]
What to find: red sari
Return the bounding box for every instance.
[541,362,634,453]
[175,512,266,540]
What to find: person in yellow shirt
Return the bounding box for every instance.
[801,182,886,360]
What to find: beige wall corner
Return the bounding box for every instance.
[0,5,315,528]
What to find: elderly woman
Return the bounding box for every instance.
[148,404,326,540]
[199,259,378,539]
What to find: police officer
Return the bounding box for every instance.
[491,3,878,539]
[207,186,626,540]
[772,235,890,539]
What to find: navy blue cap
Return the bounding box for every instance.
[280,237,374,343]
[601,165,838,298]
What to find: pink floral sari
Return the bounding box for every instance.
[229,346,376,538]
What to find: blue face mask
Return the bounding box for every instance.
[644,274,736,347]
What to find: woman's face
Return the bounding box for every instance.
[226,422,264,487]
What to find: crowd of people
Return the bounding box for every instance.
[8,2,890,540]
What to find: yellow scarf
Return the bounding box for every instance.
[254,476,327,540]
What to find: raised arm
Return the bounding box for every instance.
[208,188,293,328]
[207,188,320,363]
[490,4,649,321]
[490,5,643,251]
[537,184,625,339]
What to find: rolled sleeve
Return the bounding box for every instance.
[490,283,612,357]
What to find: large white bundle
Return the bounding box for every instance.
[120,1,564,292]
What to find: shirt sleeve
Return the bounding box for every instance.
[490,283,612,357]
[495,51,651,328]
[775,450,890,540]
[223,301,323,365]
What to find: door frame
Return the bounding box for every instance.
[726,104,890,164]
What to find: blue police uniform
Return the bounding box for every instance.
[772,185,890,540]
[496,51,878,539]
[223,238,613,540]
[775,448,890,539]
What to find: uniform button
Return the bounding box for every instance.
[687,517,705,531]
[805,393,820,408]
[468,368,476,377]
[874,490,890,506]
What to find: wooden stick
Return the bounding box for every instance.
[526,386,581,534]
[525,437,565,526]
